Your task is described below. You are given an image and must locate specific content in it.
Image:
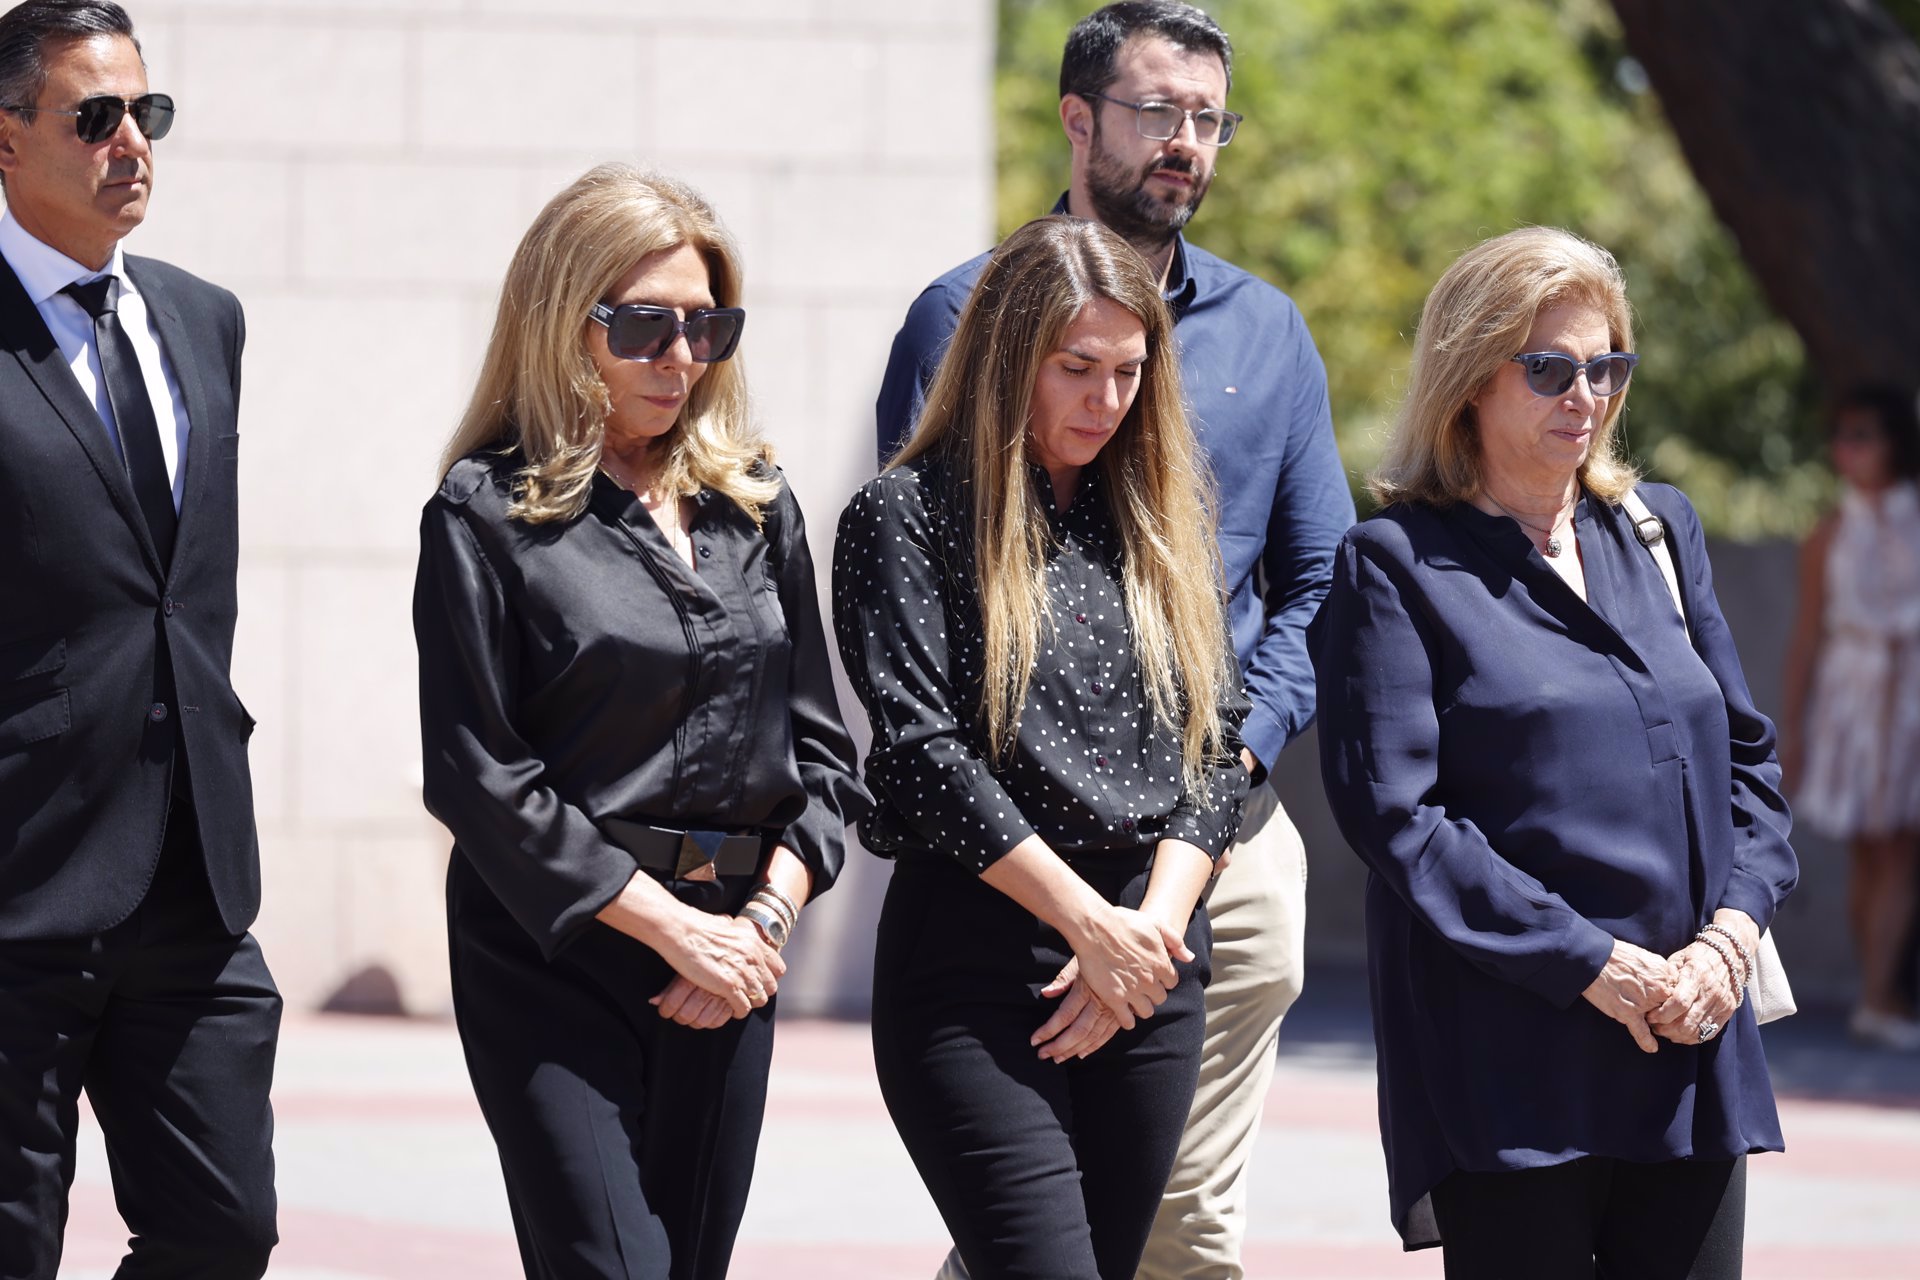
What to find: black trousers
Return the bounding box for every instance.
[448,858,775,1280]
[871,852,1210,1280]
[0,792,281,1280]
[1430,1154,1747,1280]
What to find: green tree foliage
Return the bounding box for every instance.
[1889,0,1920,42]
[997,0,1830,537]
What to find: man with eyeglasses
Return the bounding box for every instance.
[875,4,1352,1277]
[0,3,278,1276]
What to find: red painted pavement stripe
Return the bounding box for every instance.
[1768,1132,1920,1184]
[1745,1245,1920,1279]
[63,1177,522,1278]
[269,1091,486,1123]
[61,1175,1920,1280]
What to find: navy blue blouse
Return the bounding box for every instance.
[1309,484,1797,1249]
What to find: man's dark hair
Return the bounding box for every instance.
[0,0,138,120]
[1059,1,1232,101]
[1834,384,1920,481]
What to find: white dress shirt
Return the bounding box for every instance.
[0,208,191,511]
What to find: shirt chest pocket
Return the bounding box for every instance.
[751,562,792,652]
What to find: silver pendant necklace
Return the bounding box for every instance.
[1484,492,1573,558]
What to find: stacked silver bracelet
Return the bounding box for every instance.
[739,883,799,951]
[1701,922,1756,986]
[1692,928,1747,1008]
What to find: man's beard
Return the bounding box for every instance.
[1083,119,1211,252]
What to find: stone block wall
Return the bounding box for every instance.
[32,0,995,1011]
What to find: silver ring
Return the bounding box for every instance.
[1698,1018,1720,1041]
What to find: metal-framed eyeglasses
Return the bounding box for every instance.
[1082,92,1242,147]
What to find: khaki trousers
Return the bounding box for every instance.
[933,785,1307,1280]
[1136,783,1305,1280]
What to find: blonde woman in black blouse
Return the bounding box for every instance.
[833,215,1250,1280]
[413,165,870,1280]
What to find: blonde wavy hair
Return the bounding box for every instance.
[439,163,777,524]
[1370,225,1639,508]
[892,216,1235,797]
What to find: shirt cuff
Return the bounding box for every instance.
[1239,707,1292,778]
[542,852,646,961]
[1519,917,1618,1010]
[1718,868,1782,933]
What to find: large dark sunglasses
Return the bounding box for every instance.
[590,302,744,363]
[0,92,175,144]
[1511,350,1638,398]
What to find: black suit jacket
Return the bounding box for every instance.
[0,250,258,939]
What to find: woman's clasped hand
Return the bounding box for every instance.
[648,909,787,1027]
[1583,910,1758,1052]
[1031,902,1196,1062]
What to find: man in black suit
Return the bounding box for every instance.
[0,2,278,1276]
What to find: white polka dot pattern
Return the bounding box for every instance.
[831,458,1249,875]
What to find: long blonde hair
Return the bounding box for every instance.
[1371,225,1638,508]
[893,216,1234,795]
[440,163,777,524]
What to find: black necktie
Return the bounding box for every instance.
[64,275,176,565]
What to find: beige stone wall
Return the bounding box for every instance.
[66,0,996,1011]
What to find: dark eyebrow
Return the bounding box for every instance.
[1131,89,1225,110]
[614,295,715,312]
[1062,347,1148,364]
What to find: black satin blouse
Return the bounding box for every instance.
[414,451,871,959]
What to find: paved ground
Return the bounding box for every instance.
[59,969,1920,1279]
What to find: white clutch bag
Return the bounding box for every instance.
[1749,928,1796,1024]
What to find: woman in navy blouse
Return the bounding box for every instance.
[1310,226,1796,1277]
[834,216,1250,1279]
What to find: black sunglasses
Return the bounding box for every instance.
[1511,350,1638,398]
[590,302,745,363]
[1,92,175,145]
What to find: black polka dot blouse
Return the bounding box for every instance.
[831,456,1250,875]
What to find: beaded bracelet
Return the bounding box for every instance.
[1692,931,1745,1007]
[1700,922,1755,987]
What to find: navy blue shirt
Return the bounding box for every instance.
[875,200,1355,769]
[1309,484,1797,1248]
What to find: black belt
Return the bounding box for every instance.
[603,818,766,879]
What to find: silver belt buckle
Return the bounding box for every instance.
[676,830,726,881]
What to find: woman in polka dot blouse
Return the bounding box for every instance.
[833,215,1252,1279]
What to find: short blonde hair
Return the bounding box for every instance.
[893,216,1235,798]
[1370,226,1638,508]
[440,163,776,525]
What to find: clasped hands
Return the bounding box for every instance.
[1580,911,1758,1053]
[650,910,785,1030]
[1028,904,1192,1064]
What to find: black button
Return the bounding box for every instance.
[698,545,712,559]
[1096,754,1108,767]
[148,702,168,722]
[162,597,175,616]
[1122,817,1136,832]
[1075,613,1087,624]
[1091,682,1104,694]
